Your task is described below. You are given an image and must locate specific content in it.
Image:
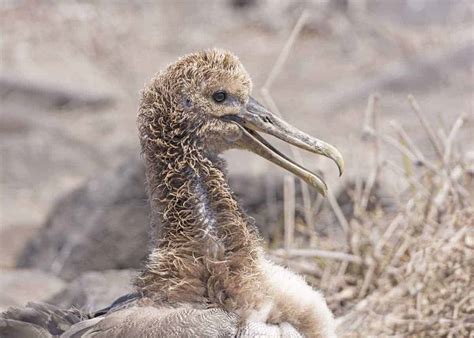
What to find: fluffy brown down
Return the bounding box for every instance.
[135,49,335,337]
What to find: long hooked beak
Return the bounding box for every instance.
[223,97,344,196]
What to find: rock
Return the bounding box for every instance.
[0,269,66,312]
[17,158,150,281]
[48,269,136,311]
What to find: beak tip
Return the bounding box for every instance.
[323,144,344,178]
[313,178,328,196]
[334,153,344,177]
[338,163,344,177]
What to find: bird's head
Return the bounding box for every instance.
[139,49,343,195]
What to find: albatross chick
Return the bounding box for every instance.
[136,49,343,337]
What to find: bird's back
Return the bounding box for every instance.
[1,294,303,337]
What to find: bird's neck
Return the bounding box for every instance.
[146,146,259,249]
[137,138,262,299]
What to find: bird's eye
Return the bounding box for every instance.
[212,90,227,103]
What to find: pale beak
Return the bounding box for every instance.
[223,97,344,196]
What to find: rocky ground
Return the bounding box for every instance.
[0,0,473,328]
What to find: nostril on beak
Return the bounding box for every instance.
[258,115,273,124]
[263,116,273,124]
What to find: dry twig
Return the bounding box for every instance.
[260,10,317,230]
[284,175,296,254]
[272,248,364,265]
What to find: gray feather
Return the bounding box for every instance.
[63,306,240,338]
[1,302,83,336]
[0,318,52,338]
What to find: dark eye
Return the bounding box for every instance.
[212,90,227,103]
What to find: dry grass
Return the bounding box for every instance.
[269,96,473,336]
[331,101,474,336]
[263,11,473,336]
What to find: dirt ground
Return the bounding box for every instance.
[0,0,473,319]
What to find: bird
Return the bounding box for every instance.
[1,49,344,337]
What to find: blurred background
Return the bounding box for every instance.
[1,1,473,336]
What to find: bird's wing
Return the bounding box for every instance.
[0,318,52,338]
[64,305,303,338]
[0,302,84,338]
[1,296,302,337]
[63,305,240,338]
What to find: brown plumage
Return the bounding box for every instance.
[135,49,340,337]
[1,49,343,337]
